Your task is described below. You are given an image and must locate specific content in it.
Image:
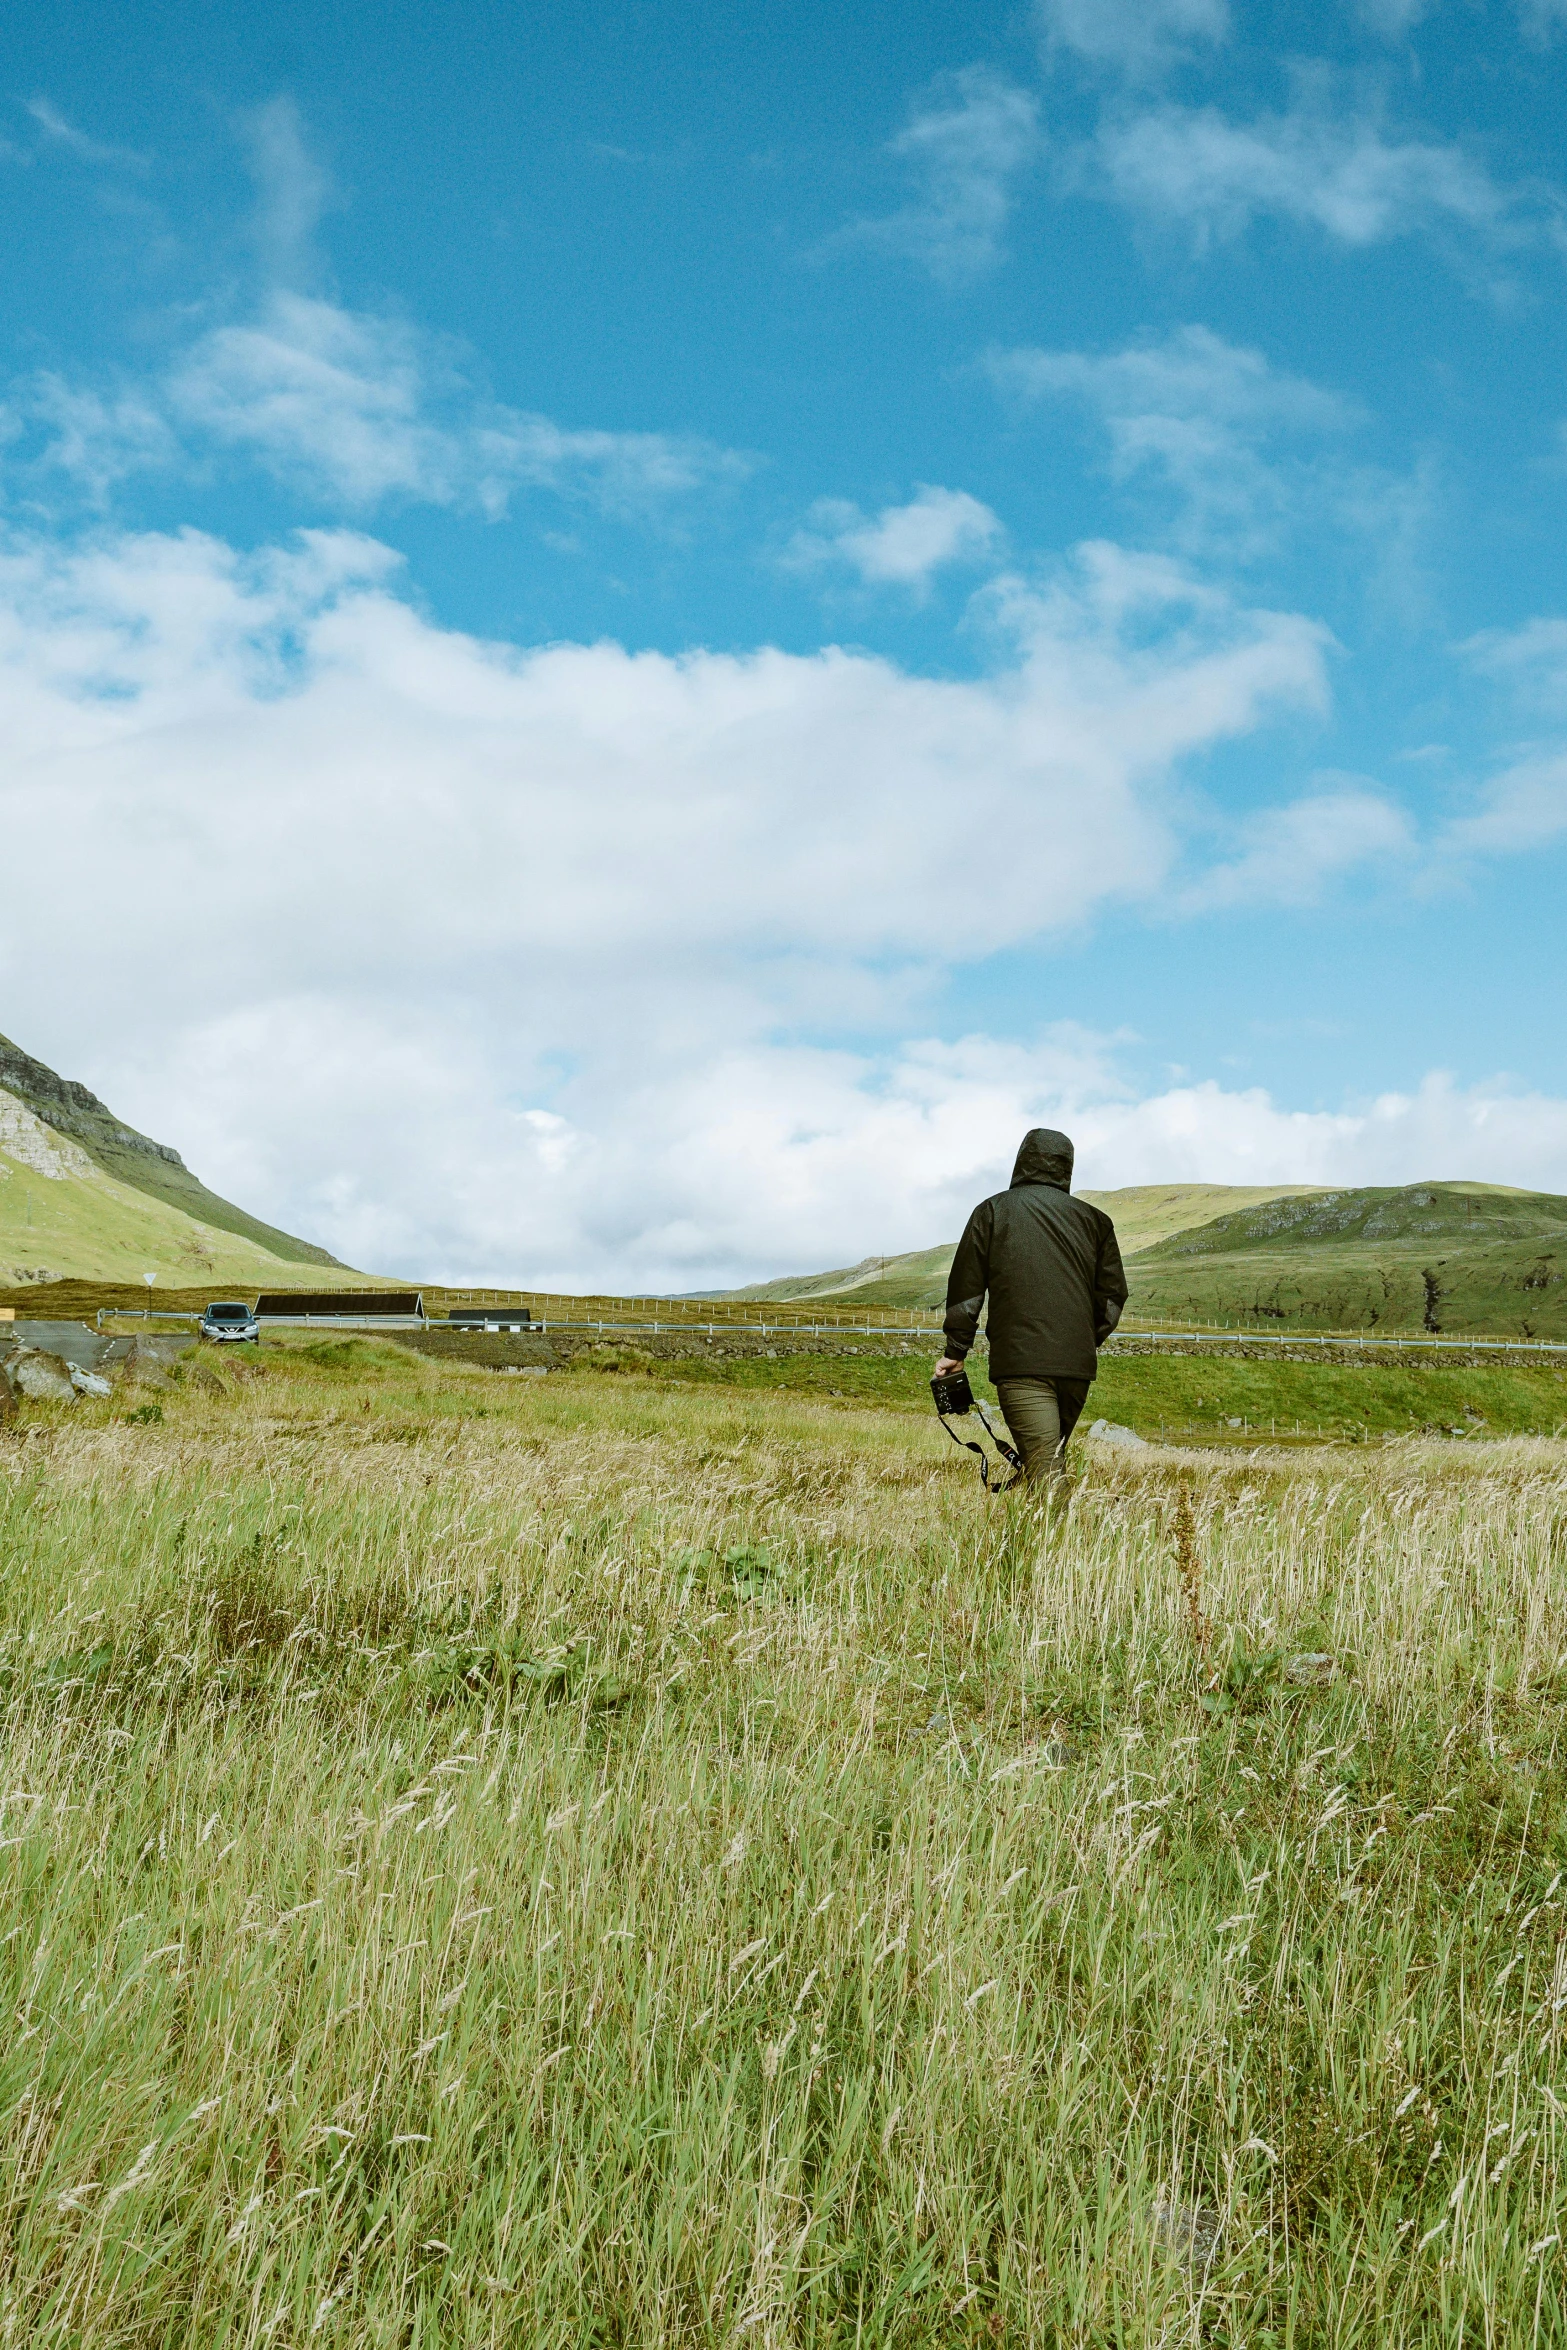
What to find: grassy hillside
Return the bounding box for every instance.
[2,1334,1566,2340]
[0,1132,384,1292]
[718,1181,1567,1338]
[1129,1180,1567,1338]
[0,1030,342,1268]
[722,1183,1329,1312]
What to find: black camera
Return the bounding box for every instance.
[930,1367,975,1416]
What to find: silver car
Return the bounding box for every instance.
[201,1300,259,1343]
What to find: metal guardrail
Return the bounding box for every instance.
[438,1317,934,1340]
[84,1308,1567,1357]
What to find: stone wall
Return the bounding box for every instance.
[389,1326,943,1371]
[1101,1333,1563,1372]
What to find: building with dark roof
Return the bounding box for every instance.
[252,1292,425,1326]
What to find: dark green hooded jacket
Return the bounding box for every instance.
[942,1129,1128,1382]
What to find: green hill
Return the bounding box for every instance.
[0,1030,366,1292]
[718,1183,1329,1312]
[712,1179,1567,1338]
[1127,1180,1567,1338]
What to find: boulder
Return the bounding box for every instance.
[1,1345,78,1404]
[1087,1419,1149,1450]
[109,1335,179,1389]
[70,1364,112,1399]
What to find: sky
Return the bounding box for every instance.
[3,0,1567,1287]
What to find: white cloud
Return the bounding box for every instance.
[0,522,1336,1284]
[988,325,1354,554]
[785,485,1004,591]
[1037,0,1229,75]
[1461,614,1567,711]
[242,96,334,286]
[1355,0,1434,33]
[847,68,1039,282]
[1182,783,1414,908]
[108,1022,1567,1287]
[24,377,179,504]
[10,98,747,524]
[17,292,749,520]
[164,293,749,516]
[26,98,147,172]
[1440,753,1567,855]
[1519,0,1567,43]
[1065,1069,1567,1196]
[1089,86,1560,262]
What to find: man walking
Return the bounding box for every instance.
[934,1128,1127,1485]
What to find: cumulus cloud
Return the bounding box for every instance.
[784,485,1004,591]
[846,68,1040,282]
[113,1021,1567,1288]
[1087,84,1562,267]
[1064,1069,1567,1196]
[1037,0,1229,75]
[0,521,1337,1283]
[988,325,1355,554]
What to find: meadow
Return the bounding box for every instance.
[2,1334,1566,2345]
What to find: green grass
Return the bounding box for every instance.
[591,1339,1567,1445]
[3,1338,1567,2342]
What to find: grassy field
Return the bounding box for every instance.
[3,1336,1567,2344]
[651,1342,1567,1446]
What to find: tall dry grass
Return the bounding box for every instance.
[0,1348,1565,2343]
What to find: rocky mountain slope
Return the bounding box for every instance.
[0,1030,357,1290]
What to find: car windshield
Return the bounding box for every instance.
[208,1305,249,1319]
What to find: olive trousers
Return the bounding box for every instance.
[994,1376,1091,1484]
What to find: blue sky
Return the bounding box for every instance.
[3,0,1567,1284]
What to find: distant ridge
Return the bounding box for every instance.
[699,1177,1567,1336]
[711,1183,1329,1310]
[1,1028,349,1283]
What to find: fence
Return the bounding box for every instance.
[86,1305,1567,1357]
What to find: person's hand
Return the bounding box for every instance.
[934,1356,963,1377]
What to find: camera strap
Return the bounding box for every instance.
[935,1398,1024,1493]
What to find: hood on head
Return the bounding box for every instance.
[1010,1128,1074,1192]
